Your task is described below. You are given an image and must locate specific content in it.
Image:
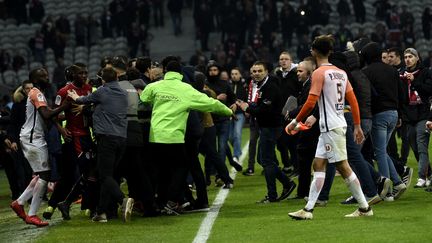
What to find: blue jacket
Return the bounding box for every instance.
[76,81,128,138]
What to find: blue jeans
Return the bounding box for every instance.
[229,113,245,158]
[258,127,291,200]
[345,113,378,197]
[407,120,431,179]
[371,110,401,184]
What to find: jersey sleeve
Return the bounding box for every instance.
[29,89,47,109]
[309,69,325,96]
[55,88,67,106]
[345,80,353,93]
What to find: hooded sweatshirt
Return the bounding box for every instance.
[360,42,405,115]
[344,50,372,119]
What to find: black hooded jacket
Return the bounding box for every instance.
[344,51,372,119]
[400,63,432,123]
[205,66,236,123]
[360,42,405,115]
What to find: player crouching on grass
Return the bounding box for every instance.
[286,35,373,220]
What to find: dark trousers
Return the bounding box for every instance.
[247,118,260,170]
[186,137,208,206]
[96,135,126,214]
[296,148,314,198]
[200,126,232,184]
[2,151,23,200]
[48,135,95,208]
[388,128,410,176]
[258,127,291,200]
[153,143,188,205]
[277,131,298,169]
[142,123,159,212]
[296,125,319,198]
[3,147,32,200]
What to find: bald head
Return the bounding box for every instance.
[297,61,314,82]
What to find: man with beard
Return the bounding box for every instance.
[10,68,70,227]
[206,61,242,177]
[237,61,296,203]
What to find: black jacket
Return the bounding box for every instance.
[230,80,247,114]
[206,77,236,122]
[400,64,432,123]
[361,42,405,115]
[289,78,320,149]
[345,51,372,119]
[246,76,283,127]
[7,89,27,143]
[274,67,301,103]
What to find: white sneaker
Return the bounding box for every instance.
[383,193,394,202]
[288,209,313,220]
[415,178,427,188]
[426,179,431,187]
[345,207,373,217]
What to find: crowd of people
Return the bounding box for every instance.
[1,30,432,225]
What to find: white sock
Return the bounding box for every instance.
[305,172,326,211]
[17,176,39,205]
[28,178,47,216]
[345,172,368,209]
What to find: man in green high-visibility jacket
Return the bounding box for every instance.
[140,60,233,214]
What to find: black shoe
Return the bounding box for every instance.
[43,206,55,220]
[402,166,413,188]
[92,213,107,222]
[340,196,357,205]
[287,170,299,179]
[57,201,71,220]
[215,177,224,187]
[282,166,294,174]
[222,183,234,189]
[163,201,183,216]
[231,161,243,172]
[256,196,279,204]
[183,204,210,213]
[205,176,211,186]
[278,181,296,201]
[242,168,254,176]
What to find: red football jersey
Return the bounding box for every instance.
[56,82,92,136]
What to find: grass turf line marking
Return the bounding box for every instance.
[192,143,249,243]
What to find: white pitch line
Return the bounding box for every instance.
[192,143,250,243]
